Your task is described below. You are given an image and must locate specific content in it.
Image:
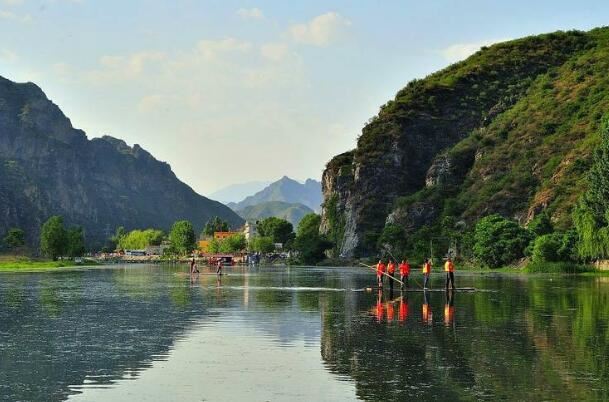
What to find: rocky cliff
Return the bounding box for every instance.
[0,76,243,247]
[321,28,609,257]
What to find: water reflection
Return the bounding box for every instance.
[0,266,607,401]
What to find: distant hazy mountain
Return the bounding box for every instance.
[0,76,243,247]
[236,201,313,227]
[209,180,272,203]
[228,176,322,212]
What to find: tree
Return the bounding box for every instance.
[222,234,247,253]
[257,217,295,245]
[65,226,86,258]
[202,217,229,237]
[2,228,25,249]
[531,233,562,263]
[169,220,196,255]
[473,214,533,268]
[249,236,275,253]
[574,114,609,259]
[293,214,333,265]
[40,216,67,260]
[528,212,553,236]
[118,229,165,250]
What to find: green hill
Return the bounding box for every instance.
[236,201,313,227]
[229,176,322,212]
[321,27,609,258]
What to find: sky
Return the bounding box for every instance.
[0,0,608,195]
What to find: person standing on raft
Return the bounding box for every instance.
[387,260,396,290]
[376,260,386,288]
[216,258,223,275]
[190,257,199,274]
[399,259,410,289]
[444,257,456,290]
[422,258,432,289]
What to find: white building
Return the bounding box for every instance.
[243,221,257,241]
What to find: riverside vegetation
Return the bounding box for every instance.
[320,27,609,272]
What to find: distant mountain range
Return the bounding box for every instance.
[209,180,272,204]
[0,76,243,247]
[228,176,322,212]
[236,201,313,227]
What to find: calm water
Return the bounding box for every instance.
[0,265,608,401]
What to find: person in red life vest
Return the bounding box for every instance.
[444,289,455,327]
[398,296,409,323]
[422,258,432,289]
[444,257,456,290]
[387,260,396,290]
[422,290,432,325]
[399,259,410,289]
[376,260,386,288]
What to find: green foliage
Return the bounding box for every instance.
[377,224,407,257]
[168,220,196,255]
[524,261,593,273]
[293,214,333,265]
[40,216,67,260]
[209,234,247,254]
[249,236,275,253]
[2,228,25,249]
[65,227,85,258]
[531,233,563,263]
[574,114,609,259]
[256,217,295,245]
[117,229,164,250]
[473,214,533,268]
[528,212,554,236]
[202,216,230,237]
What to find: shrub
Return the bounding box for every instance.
[473,214,533,268]
[531,233,563,262]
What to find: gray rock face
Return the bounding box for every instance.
[0,76,243,247]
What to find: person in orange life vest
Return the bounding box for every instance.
[444,289,455,327]
[398,295,409,323]
[422,290,432,325]
[422,258,432,289]
[376,260,386,287]
[387,260,396,290]
[399,259,410,289]
[444,257,456,290]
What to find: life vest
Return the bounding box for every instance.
[399,262,410,276]
[444,260,455,272]
[387,262,396,274]
[376,263,386,276]
[423,262,431,274]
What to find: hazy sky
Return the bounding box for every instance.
[0,0,607,195]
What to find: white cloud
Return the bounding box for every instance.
[260,42,288,61]
[289,12,351,46]
[1,0,25,6]
[196,38,252,60]
[0,9,31,22]
[440,39,509,63]
[0,49,18,62]
[236,7,263,19]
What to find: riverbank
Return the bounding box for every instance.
[0,256,99,272]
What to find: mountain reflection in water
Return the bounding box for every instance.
[0,265,608,401]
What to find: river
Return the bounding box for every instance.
[0,264,608,401]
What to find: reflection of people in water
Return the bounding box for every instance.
[375,290,384,322]
[386,299,395,323]
[422,290,433,325]
[398,293,409,323]
[444,290,455,327]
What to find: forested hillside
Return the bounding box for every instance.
[321,27,609,259]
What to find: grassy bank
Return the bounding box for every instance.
[0,256,99,272]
